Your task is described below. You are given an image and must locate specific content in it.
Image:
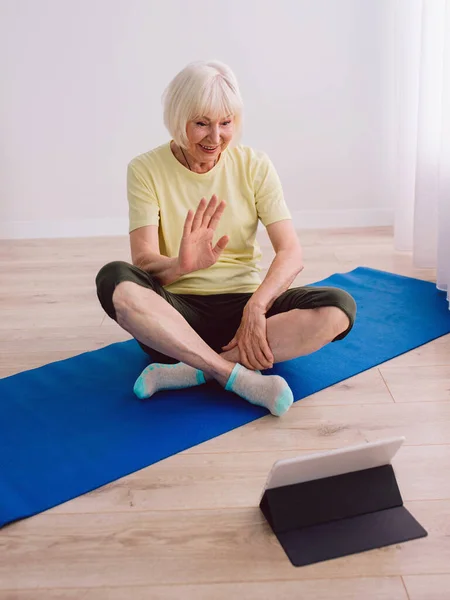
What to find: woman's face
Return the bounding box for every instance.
[185,114,234,162]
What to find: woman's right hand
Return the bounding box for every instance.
[177,195,229,275]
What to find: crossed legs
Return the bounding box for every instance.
[110,281,351,416]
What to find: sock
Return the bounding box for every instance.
[225,363,293,417]
[133,362,206,400]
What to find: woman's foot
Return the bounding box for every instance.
[133,362,206,399]
[225,364,293,416]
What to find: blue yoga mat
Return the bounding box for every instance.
[1,267,449,527]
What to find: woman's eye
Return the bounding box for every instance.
[222,121,231,126]
[196,122,207,127]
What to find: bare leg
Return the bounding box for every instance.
[112,281,234,387]
[220,307,350,366]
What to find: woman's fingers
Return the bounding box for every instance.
[254,346,272,370]
[239,333,273,370]
[244,342,268,371]
[190,195,226,232]
[183,209,194,236]
[192,195,226,231]
[222,338,237,352]
[201,195,218,227]
[208,199,227,231]
[212,235,229,258]
[191,197,207,231]
[260,337,274,365]
[239,346,252,370]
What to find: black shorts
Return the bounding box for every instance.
[96,261,357,364]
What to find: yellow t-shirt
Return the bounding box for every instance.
[127,142,291,295]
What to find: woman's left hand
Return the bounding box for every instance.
[222,303,274,371]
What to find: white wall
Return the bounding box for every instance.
[0,0,394,239]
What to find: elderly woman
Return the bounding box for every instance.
[96,60,356,417]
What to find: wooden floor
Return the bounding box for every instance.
[0,227,449,600]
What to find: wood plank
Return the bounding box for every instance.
[380,366,450,403]
[0,326,130,351]
[298,368,394,406]
[45,443,450,515]
[0,313,103,336]
[260,226,394,249]
[0,260,119,293]
[188,400,450,453]
[0,327,131,378]
[0,501,447,589]
[0,577,409,600]
[0,236,130,263]
[403,574,450,600]
[394,445,450,500]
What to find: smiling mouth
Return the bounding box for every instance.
[199,144,219,151]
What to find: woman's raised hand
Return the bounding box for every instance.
[177,195,229,275]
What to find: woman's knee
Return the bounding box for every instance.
[318,305,351,337]
[95,261,131,288]
[110,276,162,327]
[96,261,153,321]
[112,280,145,317]
[95,262,127,320]
[324,288,357,340]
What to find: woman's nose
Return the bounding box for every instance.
[208,126,220,144]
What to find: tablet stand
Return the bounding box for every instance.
[260,463,427,566]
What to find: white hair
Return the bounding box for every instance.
[162,60,243,148]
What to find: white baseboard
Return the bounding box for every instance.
[0,209,393,240]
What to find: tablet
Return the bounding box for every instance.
[262,436,405,493]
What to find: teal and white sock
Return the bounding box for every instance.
[133,362,206,400]
[225,363,293,417]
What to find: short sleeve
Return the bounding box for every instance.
[127,161,160,233]
[254,152,291,226]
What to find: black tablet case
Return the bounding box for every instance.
[260,464,427,566]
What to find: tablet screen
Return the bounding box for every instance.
[262,436,405,493]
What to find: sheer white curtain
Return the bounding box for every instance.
[393,0,450,306]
